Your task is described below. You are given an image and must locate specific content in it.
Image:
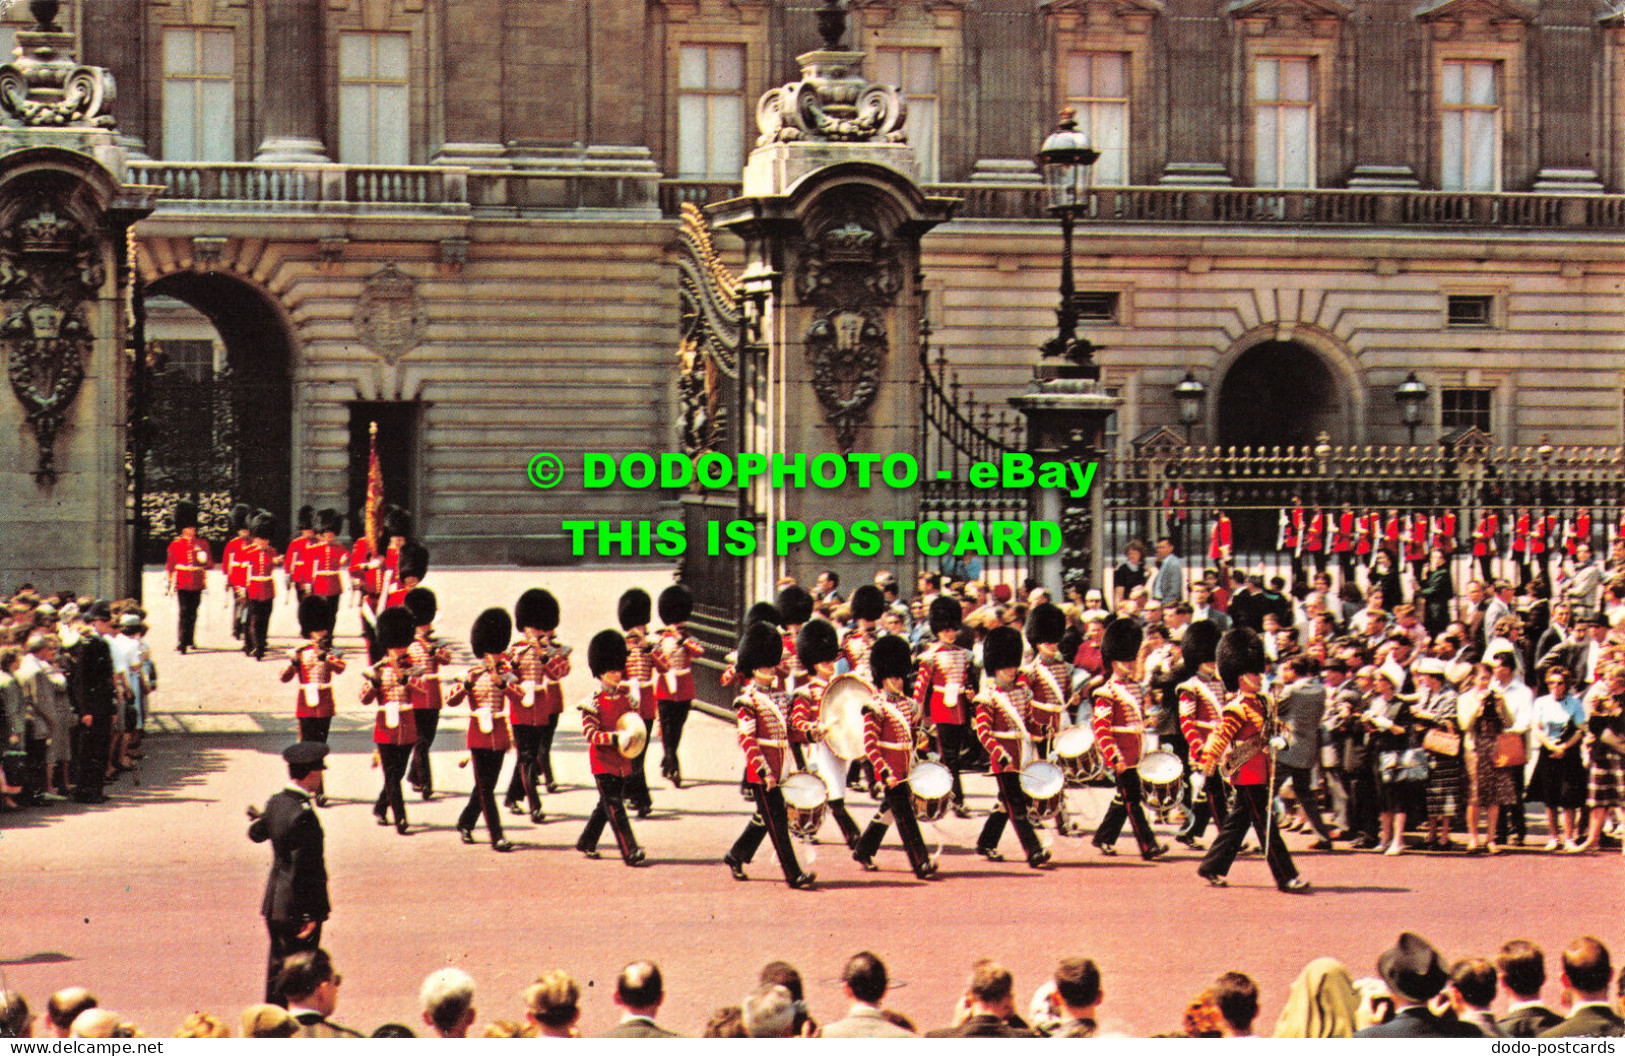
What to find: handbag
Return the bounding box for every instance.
[1493,732,1527,769]
[1422,728,1461,757]
[1378,747,1430,784]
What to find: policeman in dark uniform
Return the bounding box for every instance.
[248,742,331,1004]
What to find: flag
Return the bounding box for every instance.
[364,419,384,548]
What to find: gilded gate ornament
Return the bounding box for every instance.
[674,203,743,458]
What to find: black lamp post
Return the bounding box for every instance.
[1396,371,1429,444]
[1174,371,1206,443]
[1036,108,1101,379]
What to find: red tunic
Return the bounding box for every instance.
[1091,676,1146,770]
[243,544,278,602]
[1511,511,1531,555]
[1203,692,1271,786]
[862,691,915,784]
[1208,515,1232,563]
[166,536,211,592]
[282,642,342,719]
[737,680,792,785]
[580,683,635,777]
[652,627,702,702]
[1529,515,1554,556]
[1357,512,1378,556]
[1332,511,1355,554]
[624,633,657,723]
[408,634,451,711]
[1382,514,1402,555]
[914,641,972,725]
[286,535,316,588]
[973,678,1032,775]
[446,667,518,752]
[1303,511,1325,553]
[1433,511,1457,554]
[840,627,875,680]
[789,675,827,746]
[1406,514,1430,562]
[1281,507,1302,551]
[352,538,387,597]
[1566,512,1591,556]
[1176,671,1225,760]
[1022,652,1071,740]
[508,637,569,726]
[364,657,419,746]
[1472,513,1499,557]
[781,631,808,692]
[310,541,346,598]
[224,536,251,590]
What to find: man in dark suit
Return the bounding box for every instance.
[600,961,682,1037]
[70,602,118,803]
[925,961,1039,1037]
[1353,933,1484,1038]
[1496,939,1564,1037]
[248,742,330,1004]
[1537,937,1625,1038]
[277,949,363,1038]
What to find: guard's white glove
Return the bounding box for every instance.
[1269,735,1288,751]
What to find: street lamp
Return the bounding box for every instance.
[1174,371,1206,443]
[1036,108,1101,380]
[1395,371,1429,444]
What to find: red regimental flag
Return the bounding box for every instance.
[364,420,384,547]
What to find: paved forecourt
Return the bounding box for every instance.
[0,568,1619,1037]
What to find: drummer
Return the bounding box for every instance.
[914,596,975,818]
[723,621,816,889]
[1023,602,1079,837]
[1174,620,1228,848]
[790,618,864,849]
[973,625,1050,868]
[852,635,937,879]
[1089,619,1168,861]
[575,630,647,867]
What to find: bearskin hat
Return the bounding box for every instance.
[515,588,560,632]
[1181,619,1222,669]
[618,588,652,630]
[1025,602,1066,647]
[173,499,198,532]
[869,633,913,684]
[231,503,252,532]
[298,594,334,637]
[796,618,839,669]
[383,506,412,541]
[984,624,1025,675]
[296,505,315,532]
[929,595,963,634]
[850,584,885,622]
[1217,626,1268,693]
[776,584,815,627]
[745,600,781,629]
[470,607,513,659]
[737,620,784,673]
[396,543,429,583]
[588,628,629,678]
[250,511,275,541]
[317,508,342,536]
[658,584,692,626]
[1101,617,1143,666]
[377,606,416,651]
[404,587,437,626]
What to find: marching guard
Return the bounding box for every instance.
[723,622,816,889]
[915,596,974,818]
[286,506,317,603]
[1471,508,1499,583]
[1173,620,1226,847]
[842,585,885,680]
[618,589,658,816]
[448,608,518,853]
[1090,619,1166,860]
[653,585,705,788]
[973,626,1050,868]
[852,635,937,879]
[282,595,345,768]
[362,606,419,835]
[165,499,211,654]
[777,586,817,769]
[309,509,346,627]
[224,503,252,642]
[351,512,386,662]
[1023,602,1080,836]
[404,588,452,801]
[243,512,280,661]
[790,618,863,848]
[1197,627,1308,892]
[575,630,646,866]
[507,588,567,819]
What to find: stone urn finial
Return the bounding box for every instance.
[816,0,847,50]
[30,1,61,32]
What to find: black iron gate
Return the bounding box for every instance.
[138,343,240,562]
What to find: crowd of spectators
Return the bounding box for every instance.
[3,933,1622,1038]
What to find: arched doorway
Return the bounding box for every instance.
[140,271,293,559]
[1216,340,1342,449]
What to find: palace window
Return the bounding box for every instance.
[1253,56,1315,188]
[339,32,410,165]
[1063,51,1129,186]
[677,43,746,180]
[1441,387,1493,433]
[872,47,940,182]
[1439,59,1500,191]
[1446,294,1494,328]
[1075,291,1120,323]
[162,28,235,161]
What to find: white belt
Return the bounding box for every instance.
[1031,700,1064,714]
[250,575,273,582]
[1110,725,1143,734]
[756,738,788,749]
[300,683,325,706]
[877,739,910,751]
[523,681,540,707]
[176,564,202,572]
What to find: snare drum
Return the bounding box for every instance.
[907,760,953,822]
[1054,724,1103,785]
[782,771,829,840]
[1136,750,1185,820]
[1020,760,1067,822]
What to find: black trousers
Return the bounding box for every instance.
[176,589,201,649]
[1477,554,1495,583]
[297,716,332,743]
[505,724,544,811]
[537,717,559,786]
[23,734,47,799]
[75,715,112,798]
[458,747,507,843]
[265,918,322,1005]
[1337,550,1357,586]
[233,590,248,640]
[626,733,653,811]
[373,743,411,826]
[1344,766,1380,840]
[1200,782,1299,886]
[246,598,273,659]
[658,699,691,776]
[408,709,440,795]
[1274,763,1337,841]
[937,721,971,805]
[1496,768,1528,841]
[855,780,932,876]
[978,771,1045,861]
[729,782,806,884]
[578,772,640,861]
[1094,768,1159,856]
[1183,773,1231,839]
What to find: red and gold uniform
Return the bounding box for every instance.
[577,678,644,864]
[653,624,706,782]
[725,676,813,886]
[242,540,279,661]
[406,630,453,797]
[841,625,877,681]
[1023,650,1071,745]
[310,541,345,602]
[621,629,657,812]
[1208,512,1232,566]
[1176,667,1228,839]
[224,535,251,593]
[447,661,520,849]
[1566,509,1592,557]
[1090,673,1161,857]
[362,653,418,830]
[972,674,1048,864]
[1198,687,1301,889]
[281,641,344,738]
[1433,510,1458,555]
[506,634,570,810]
[167,532,211,652]
[285,534,315,599]
[851,687,935,877]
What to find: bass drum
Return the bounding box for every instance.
[781,771,829,841]
[1053,724,1103,786]
[907,760,954,822]
[1020,760,1067,822]
[1136,750,1185,821]
[818,673,873,762]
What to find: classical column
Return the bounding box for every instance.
[255,0,330,162]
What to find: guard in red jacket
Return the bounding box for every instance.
[619,589,658,817]
[351,513,385,661]
[404,587,452,801]
[1197,627,1307,893]
[1208,510,1233,569]
[1565,506,1593,559]
[915,596,973,817]
[1024,602,1079,836]
[1303,507,1328,575]
[1173,620,1227,846]
[575,630,645,866]
[362,606,419,834]
[973,625,1049,868]
[1090,619,1165,861]
[653,585,706,788]
[792,618,863,848]
[852,634,936,879]
[1432,508,1457,557]
[166,499,211,654]
[1405,512,1431,583]
[285,505,317,602]
[281,595,346,750]
[308,509,346,627]
[243,512,280,661]
[1472,510,1499,583]
[448,608,519,853]
[724,621,815,889]
[1332,504,1357,587]
[506,588,568,819]
[776,585,816,768]
[223,503,253,642]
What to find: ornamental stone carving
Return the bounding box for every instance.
[0,1,117,130]
[354,263,427,365]
[755,1,907,146]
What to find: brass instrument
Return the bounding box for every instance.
[614,712,648,759]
